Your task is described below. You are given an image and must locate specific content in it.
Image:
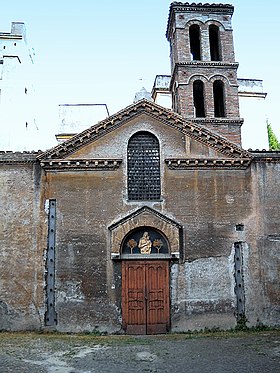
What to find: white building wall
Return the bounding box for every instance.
[0,22,39,151]
[57,104,109,142]
[238,79,268,150]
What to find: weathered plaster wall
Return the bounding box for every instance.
[0,160,45,330]
[0,135,279,334]
[245,161,280,326]
[41,121,280,333]
[45,170,124,333]
[171,254,236,331]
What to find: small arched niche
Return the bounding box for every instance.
[122,227,170,257]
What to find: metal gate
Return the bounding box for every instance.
[122,260,170,335]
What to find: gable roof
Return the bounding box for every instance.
[37,99,251,161]
[109,205,183,231]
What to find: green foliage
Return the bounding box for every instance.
[267,122,280,151]
[235,315,248,331]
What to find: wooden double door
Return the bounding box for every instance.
[122,260,170,334]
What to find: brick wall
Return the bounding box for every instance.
[167,3,242,144]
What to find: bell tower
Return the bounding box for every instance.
[166,2,243,145]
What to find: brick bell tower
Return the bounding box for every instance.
[166,2,243,145]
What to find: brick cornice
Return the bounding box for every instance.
[170,62,239,89]
[165,158,251,170]
[250,151,280,163]
[0,151,39,164]
[176,62,239,69]
[40,158,122,171]
[191,118,243,126]
[166,2,234,39]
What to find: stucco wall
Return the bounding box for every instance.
[0,135,279,333]
[0,160,45,330]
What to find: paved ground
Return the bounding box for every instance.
[0,331,279,373]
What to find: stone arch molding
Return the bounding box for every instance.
[205,20,226,31]
[209,74,231,85]
[109,206,183,260]
[185,19,204,28]
[187,74,208,85]
[187,74,230,86]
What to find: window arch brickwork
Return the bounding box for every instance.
[127,131,161,201]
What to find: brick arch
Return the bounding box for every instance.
[185,19,205,28]
[109,206,183,259]
[205,20,226,31]
[187,74,208,85]
[209,74,231,85]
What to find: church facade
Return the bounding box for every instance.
[0,2,279,334]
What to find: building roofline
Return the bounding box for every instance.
[166,2,234,40]
[37,99,251,162]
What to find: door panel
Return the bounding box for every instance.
[127,264,146,327]
[146,262,170,334]
[122,260,170,335]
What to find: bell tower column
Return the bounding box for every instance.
[166,2,243,145]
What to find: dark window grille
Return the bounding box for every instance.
[128,131,161,201]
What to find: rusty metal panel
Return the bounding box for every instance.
[45,199,57,326]
[122,260,170,335]
[234,242,245,321]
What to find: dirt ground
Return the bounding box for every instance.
[0,330,279,373]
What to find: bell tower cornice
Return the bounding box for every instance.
[167,2,234,40]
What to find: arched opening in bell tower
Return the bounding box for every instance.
[193,80,206,117]
[189,24,201,61]
[213,80,226,117]
[209,25,221,61]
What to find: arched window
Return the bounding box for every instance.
[213,80,225,117]
[193,80,206,117]
[209,25,221,61]
[127,131,160,201]
[189,24,201,61]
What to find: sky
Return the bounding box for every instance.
[0,0,279,148]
